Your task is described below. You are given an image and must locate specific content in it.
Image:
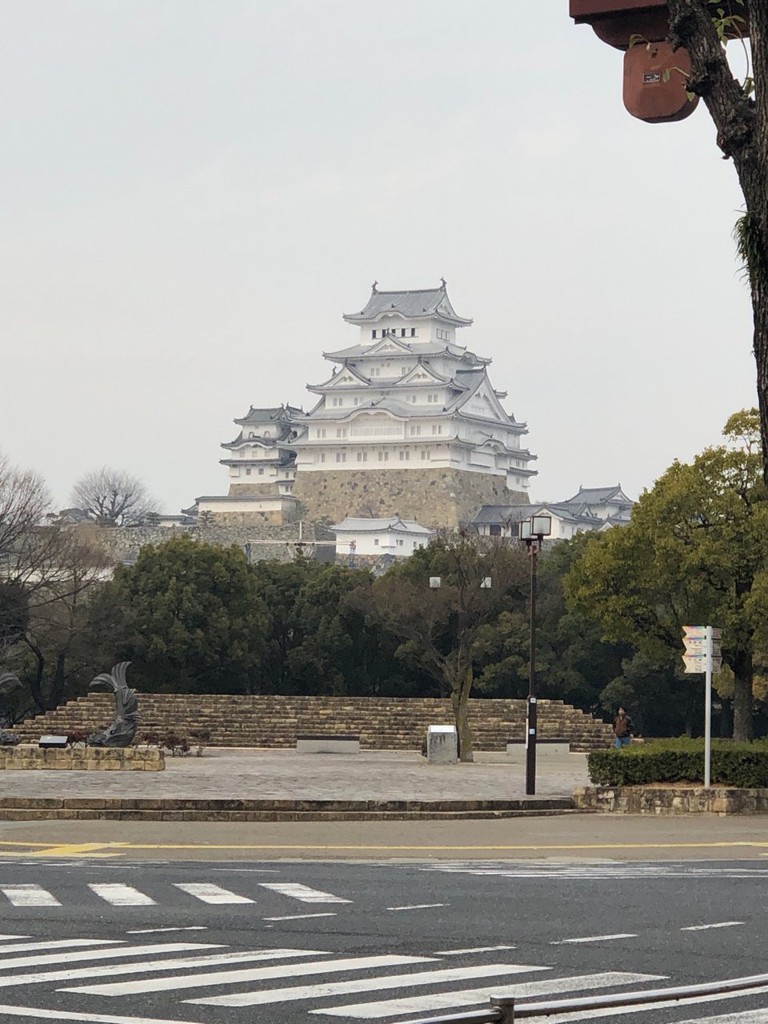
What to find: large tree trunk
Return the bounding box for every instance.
[450,664,475,762]
[669,1,768,483]
[731,648,754,741]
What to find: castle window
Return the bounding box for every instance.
[245,468,251,476]
[410,328,416,337]
[332,397,343,407]
[357,451,368,462]
[258,468,264,475]
[489,524,501,537]
[336,428,347,438]
[421,449,429,460]
[436,328,449,341]
[336,452,346,463]
[397,539,404,546]
[399,450,410,462]
[374,538,379,545]
[410,425,421,436]
[432,425,443,435]
[400,328,407,338]
[371,330,377,339]
[320,453,326,463]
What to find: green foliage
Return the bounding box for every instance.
[110,535,269,694]
[588,738,768,788]
[565,410,768,740]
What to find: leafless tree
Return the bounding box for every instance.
[0,452,50,556]
[70,468,159,527]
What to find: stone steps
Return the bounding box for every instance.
[10,695,613,751]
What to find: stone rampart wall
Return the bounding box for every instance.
[292,469,528,528]
[73,523,336,565]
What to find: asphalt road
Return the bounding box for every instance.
[0,857,765,1024]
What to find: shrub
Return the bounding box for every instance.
[188,729,210,757]
[588,738,768,788]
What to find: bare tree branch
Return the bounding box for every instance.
[70,467,160,527]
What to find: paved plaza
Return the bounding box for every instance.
[0,747,590,802]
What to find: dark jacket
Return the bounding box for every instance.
[613,712,633,738]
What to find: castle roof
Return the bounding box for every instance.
[561,485,634,508]
[331,516,434,536]
[234,404,306,427]
[343,282,472,327]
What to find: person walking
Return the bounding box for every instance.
[612,706,634,749]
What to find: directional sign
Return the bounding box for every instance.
[683,654,723,674]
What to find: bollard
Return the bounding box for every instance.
[490,995,515,1022]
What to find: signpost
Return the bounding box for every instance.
[682,626,722,788]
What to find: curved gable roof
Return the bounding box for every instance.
[343,282,472,327]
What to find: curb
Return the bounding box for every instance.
[0,796,582,822]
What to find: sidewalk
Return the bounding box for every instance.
[0,748,590,803]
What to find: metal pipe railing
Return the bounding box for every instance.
[395,970,768,1024]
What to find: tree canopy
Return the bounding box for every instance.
[566,409,768,740]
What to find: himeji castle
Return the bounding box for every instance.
[189,282,537,528]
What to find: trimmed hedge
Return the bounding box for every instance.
[587,738,768,788]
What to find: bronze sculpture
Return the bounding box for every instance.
[87,661,140,747]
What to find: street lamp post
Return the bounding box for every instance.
[520,513,552,796]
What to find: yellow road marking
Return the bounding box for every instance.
[0,842,130,858]
[0,840,766,855]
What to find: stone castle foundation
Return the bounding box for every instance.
[292,468,528,528]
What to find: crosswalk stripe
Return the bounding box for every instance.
[88,883,156,906]
[5,948,326,989]
[0,1003,209,1024]
[0,942,221,975]
[259,882,352,904]
[673,1010,768,1023]
[63,954,437,996]
[187,962,551,1007]
[0,885,60,906]
[173,883,254,904]
[312,971,667,1019]
[0,939,123,961]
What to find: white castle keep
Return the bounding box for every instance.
[189,282,536,528]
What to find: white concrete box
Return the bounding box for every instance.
[426,724,458,764]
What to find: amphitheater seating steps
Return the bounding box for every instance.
[10,695,613,751]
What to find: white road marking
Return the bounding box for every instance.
[435,945,516,955]
[174,883,254,905]
[189,962,550,1007]
[259,882,351,904]
[264,913,338,921]
[127,926,208,934]
[0,885,61,907]
[0,939,123,960]
[64,954,437,996]
[313,971,666,1019]
[4,948,326,989]
[386,903,447,911]
[0,935,31,941]
[672,1010,768,1023]
[0,942,221,974]
[551,933,637,944]
[681,921,744,931]
[0,1004,209,1024]
[88,883,156,906]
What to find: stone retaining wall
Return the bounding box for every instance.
[573,785,768,815]
[0,745,165,771]
[292,468,528,529]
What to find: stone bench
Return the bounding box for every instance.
[296,734,361,754]
[506,739,571,756]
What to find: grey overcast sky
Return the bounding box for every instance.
[1,1,755,514]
